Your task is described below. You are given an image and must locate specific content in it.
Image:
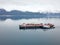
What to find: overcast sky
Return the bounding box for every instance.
[0,0,60,12]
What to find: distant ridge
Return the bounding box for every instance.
[0,9,60,15]
[0,9,60,19]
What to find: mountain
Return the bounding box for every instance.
[0,9,60,18]
[0,9,7,15]
[0,9,52,15]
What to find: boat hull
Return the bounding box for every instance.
[19,25,55,29]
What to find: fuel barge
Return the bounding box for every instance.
[19,23,55,29]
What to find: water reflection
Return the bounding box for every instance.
[19,28,55,32]
[0,15,44,21]
[0,15,60,21]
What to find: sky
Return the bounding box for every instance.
[0,0,60,12]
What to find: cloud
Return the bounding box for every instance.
[0,0,60,12]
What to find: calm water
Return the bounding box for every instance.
[0,18,60,45]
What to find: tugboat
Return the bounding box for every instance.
[19,23,55,29]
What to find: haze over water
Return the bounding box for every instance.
[0,18,60,45]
